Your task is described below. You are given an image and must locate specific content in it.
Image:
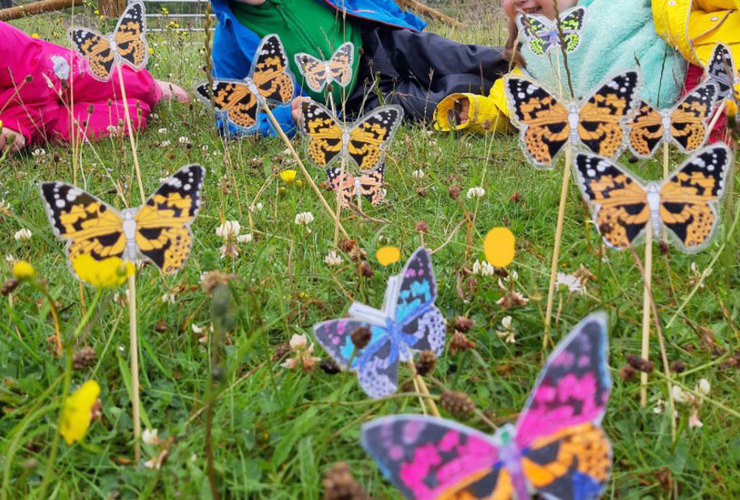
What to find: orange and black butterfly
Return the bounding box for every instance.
[326,162,385,208]
[627,83,717,158]
[294,42,354,92]
[300,100,403,171]
[69,1,148,81]
[575,144,731,253]
[195,34,295,132]
[506,71,640,168]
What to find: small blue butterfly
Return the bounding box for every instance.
[314,247,446,399]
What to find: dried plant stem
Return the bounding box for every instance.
[115,67,146,206]
[544,146,572,344]
[261,105,349,239]
[407,359,440,417]
[640,229,653,407]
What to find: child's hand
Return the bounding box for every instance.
[291,97,311,124]
[0,127,25,155]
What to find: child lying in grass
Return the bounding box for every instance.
[0,21,188,155]
[210,0,510,137]
[434,0,702,134]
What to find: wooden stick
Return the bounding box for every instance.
[0,0,83,20]
[127,273,141,461]
[260,105,350,239]
[640,228,653,407]
[407,359,440,418]
[662,142,669,243]
[396,0,463,28]
[544,146,573,344]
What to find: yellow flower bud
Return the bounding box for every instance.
[12,260,35,280]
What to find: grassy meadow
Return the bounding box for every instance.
[1,3,739,498]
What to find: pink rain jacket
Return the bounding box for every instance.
[0,22,161,146]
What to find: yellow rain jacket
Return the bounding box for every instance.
[435,0,739,133]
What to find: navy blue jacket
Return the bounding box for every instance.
[210,0,426,137]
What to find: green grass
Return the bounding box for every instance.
[1,5,739,499]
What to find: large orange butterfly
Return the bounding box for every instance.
[294,42,354,92]
[506,71,640,168]
[69,1,148,81]
[627,83,717,158]
[195,34,295,132]
[300,100,403,171]
[326,162,385,209]
[575,144,731,252]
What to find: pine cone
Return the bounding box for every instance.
[414,350,437,377]
[72,346,97,371]
[440,390,475,418]
[323,462,370,500]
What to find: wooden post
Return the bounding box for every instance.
[0,0,83,21]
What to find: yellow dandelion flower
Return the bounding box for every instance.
[484,227,516,268]
[60,380,100,445]
[12,260,36,280]
[31,33,39,39]
[72,255,134,288]
[148,47,154,55]
[279,169,297,183]
[376,246,401,266]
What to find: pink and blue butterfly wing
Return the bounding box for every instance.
[362,415,510,500]
[515,312,611,450]
[400,306,446,357]
[314,319,400,399]
[395,248,438,324]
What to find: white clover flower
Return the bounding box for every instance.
[201,144,209,152]
[466,187,485,199]
[324,250,342,267]
[696,379,710,396]
[160,293,176,305]
[5,255,15,264]
[178,136,191,145]
[671,385,691,404]
[142,428,159,445]
[216,220,241,241]
[249,202,263,212]
[501,316,513,330]
[295,212,314,226]
[688,412,703,429]
[289,334,308,350]
[192,324,205,334]
[160,140,171,147]
[158,127,168,134]
[555,272,584,294]
[412,169,425,179]
[0,199,10,211]
[237,233,253,244]
[13,228,32,241]
[31,148,46,157]
[496,315,516,343]
[472,259,494,277]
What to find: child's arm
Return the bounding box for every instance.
[433,73,516,134]
[211,23,298,137]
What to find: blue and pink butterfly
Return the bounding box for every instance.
[362,312,612,500]
[313,247,446,399]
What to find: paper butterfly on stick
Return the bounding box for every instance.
[516,6,586,56]
[363,312,612,500]
[300,99,403,171]
[506,71,640,167]
[575,144,731,252]
[627,83,717,158]
[326,162,385,209]
[195,34,295,132]
[39,165,204,280]
[294,42,354,92]
[706,43,738,102]
[69,1,148,81]
[314,247,445,399]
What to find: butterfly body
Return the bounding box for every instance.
[576,144,731,251]
[69,2,148,81]
[314,248,445,398]
[362,313,612,500]
[39,165,205,278]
